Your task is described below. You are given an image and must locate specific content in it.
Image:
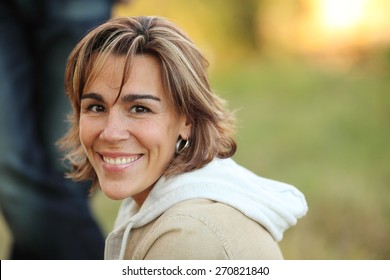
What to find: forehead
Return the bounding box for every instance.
[84,54,170,102]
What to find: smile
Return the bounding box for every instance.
[102,155,142,166]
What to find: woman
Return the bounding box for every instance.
[60,16,308,259]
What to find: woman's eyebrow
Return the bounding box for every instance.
[80,93,161,103]
[81,92,104,101]
[121,93,161,103]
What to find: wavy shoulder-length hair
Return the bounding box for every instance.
[59,16,236,188]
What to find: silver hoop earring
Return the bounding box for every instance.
[176,137,190,154]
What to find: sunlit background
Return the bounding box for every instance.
[1,0,389,259]
[113,0,390,70]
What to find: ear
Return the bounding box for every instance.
[179,115,192,140]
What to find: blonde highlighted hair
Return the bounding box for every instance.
[59,16,236,188]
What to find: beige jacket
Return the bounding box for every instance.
[105,158,307,259]
[124,199,283,259]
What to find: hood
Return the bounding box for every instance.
[105,157,308,259]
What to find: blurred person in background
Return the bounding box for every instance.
[60,16,308,259]
[0,0,124,259]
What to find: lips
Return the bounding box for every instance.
[101,154,142,166]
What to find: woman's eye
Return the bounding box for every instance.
[86,104,106,113]
[130,105,151,114]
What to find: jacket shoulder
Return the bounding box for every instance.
[126,199,283,259]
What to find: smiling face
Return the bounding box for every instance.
[79,54,191,205]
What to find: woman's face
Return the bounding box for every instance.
[79,54,191,205]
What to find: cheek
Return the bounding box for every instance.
[137,120,177,154]
[79,117,98,151]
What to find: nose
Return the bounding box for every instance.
[99,110,130,143]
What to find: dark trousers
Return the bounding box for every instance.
[0,0,113,259]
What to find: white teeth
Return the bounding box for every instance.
[102,155,140,165]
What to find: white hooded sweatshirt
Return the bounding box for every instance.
[105,157,308,259]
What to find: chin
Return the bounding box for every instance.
[100,185,130,201]
[104,193,125,201]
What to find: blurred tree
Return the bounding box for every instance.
[219,0,260,50]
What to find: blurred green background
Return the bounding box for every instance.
[1,0,389,259]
